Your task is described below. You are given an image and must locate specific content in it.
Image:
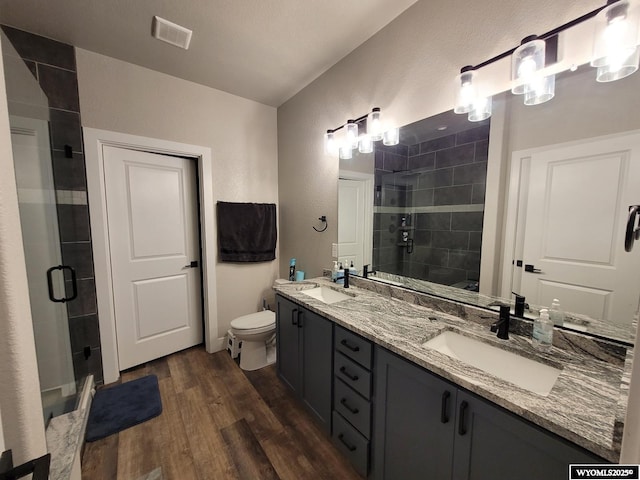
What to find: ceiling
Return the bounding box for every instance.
[0,0,418,107]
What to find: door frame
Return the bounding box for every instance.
[338,170,374,269]
[499,129,640,300]
[84,128,218,384]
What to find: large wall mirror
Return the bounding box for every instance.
[339,63,640,345]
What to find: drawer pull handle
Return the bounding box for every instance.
[291,308,298,326]
[441,390,451,424]
[339,366,359,381]
[340,398,359,414]
[338,433,357,452]
[458,401,468,436]
[340,339,360,352]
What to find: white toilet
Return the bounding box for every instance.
[230,310,276,371]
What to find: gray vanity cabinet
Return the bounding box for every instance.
[275,295,333,433]
[373,347,456,480]
[374,347,604,480]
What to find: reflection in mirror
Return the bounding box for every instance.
[339,64,640,344]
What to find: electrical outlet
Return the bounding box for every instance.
[332,243,338,257]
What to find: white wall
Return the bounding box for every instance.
[277,0,603,279]
[0,33,47,465]
[76,49,279,341]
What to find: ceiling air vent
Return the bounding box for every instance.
[152,16,192,50]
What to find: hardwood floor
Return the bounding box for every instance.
[81,346,362,480]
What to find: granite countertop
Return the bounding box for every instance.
[274,277,629,462]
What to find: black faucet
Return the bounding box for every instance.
[344,268,349,288]
[512,292,529,317]
[490,305,511,340]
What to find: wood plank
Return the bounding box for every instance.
[260,429,321,480]
[146,355,171,380]
[81,430,119,480]
[220,419,280,480]
[167,347,199,393]
[178,385,240,480]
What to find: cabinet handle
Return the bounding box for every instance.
[340,398,360,415]
[458,401,468,436]
[441,390,451,424]
[339,366,359,382]
[338,433,357,452]
[291,308,298,325]
[340,339,360,352]
[297,310,303,328]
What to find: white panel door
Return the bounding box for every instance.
[338,178,366,269]
[103,146,202,369]
[519,132,640,326]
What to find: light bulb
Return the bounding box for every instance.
[512,37,546,95]
[339,142,353,160]
[454,67,478,114]
[368,108,383,141]
[358,134,373,154]
[468,96,492,122]
[382,127,399,146]
[345,120,359,149]
[324,130,337,156]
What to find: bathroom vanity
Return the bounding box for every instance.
[274,278,627,479]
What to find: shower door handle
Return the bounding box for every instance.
[46,265,77,303]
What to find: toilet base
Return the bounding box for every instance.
[239,339,277,371]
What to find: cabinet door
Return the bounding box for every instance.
[276,295,300,392]
[300,308,333,433]
[373,347,456,480]
[452,390,605,480]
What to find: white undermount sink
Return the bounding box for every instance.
[300,286,352,304]
[423,330,562,396]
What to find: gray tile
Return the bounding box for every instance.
[417,168,453,189]
[408,144,420,156]
[38,64,80,111]
[2,26,75,70]
[413,247,449,266]
[428,266,467,286]
[416,212,451,230]
[50,109,83,153]
[408,152,435,171]
[68,314,101,353]
[52,151,86,191]
[451,211,485,232]
[432,230,470,250]
[420,134,455,153]
[433,185,473,206]
[412,188,434,207]
[449,251,481,271]
[72,346,103,385]
[65,278,97,317]
[469,231,483,251]
[475,139,489,162]
[456,124,490,145]
[471,183,486,204]
[383,152,407,172]
[413,229,432,246]
[435,143,475,169]
[382,186,409,207]
[453,162,487,185]
[61,242,94,279]
[408,262,429,280]
[57,204,90,242]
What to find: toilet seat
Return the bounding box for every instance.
[231,310,275,332]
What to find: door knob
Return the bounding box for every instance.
[184,260,199,268]
[524,264,542,274]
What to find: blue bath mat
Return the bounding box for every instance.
[86,374,162,442]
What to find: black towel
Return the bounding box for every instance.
[217,202,277,262]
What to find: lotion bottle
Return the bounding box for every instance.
[532,308,553,351]
[549,299,565,326]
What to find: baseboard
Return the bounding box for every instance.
[207,336,227,353]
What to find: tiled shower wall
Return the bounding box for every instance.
[373,124,489,288]
[2,26,103,383]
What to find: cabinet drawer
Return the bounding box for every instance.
[335,326,372,369]
[334,378,371,439]
[333,411,369,477]
[334,352,371,400]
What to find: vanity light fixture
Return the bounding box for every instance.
[591,0,640,82]
[324,107,399,158]
[512,36,556,105]
[453,0,639,122]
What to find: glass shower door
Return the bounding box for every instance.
[10,115,79,423]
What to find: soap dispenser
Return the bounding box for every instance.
[549,299,565,326]
[532,308,553,351]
